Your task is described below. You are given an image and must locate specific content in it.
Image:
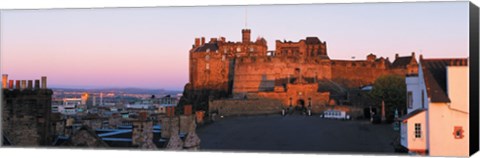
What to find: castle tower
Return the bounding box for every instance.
[242,29,251,44]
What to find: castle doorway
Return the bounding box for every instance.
[297,99,305,108]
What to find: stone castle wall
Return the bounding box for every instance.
[209,99,284,116]
[232,57,332,93]
[330,60,389,87]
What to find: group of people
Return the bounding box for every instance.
[281,105,312,116]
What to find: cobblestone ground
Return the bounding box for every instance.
[197,115,401,155]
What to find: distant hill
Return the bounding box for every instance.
[52,87,182,95]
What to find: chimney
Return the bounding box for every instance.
[15,80,20,89]
[2,74,7,89]
[167,106,175,118]
[194,38,200,47]
[419,54,423,61]
[21,80,26,90]
[41,76,47,89]
[34,80,40,89]
[242,29,251,43]
[220,37,226,42]
[8,80,13,89]
[184,105,192,116]
[139,111,148,121]
[210,38,217,43]
[411,52,415,57]
[27,80,33,89]
[201,37,205,45]
[395,53,399,59]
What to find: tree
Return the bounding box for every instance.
[370,75,406,117]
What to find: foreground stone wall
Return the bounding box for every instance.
[2,89,53,146]
[209,99,284,116]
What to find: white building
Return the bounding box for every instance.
[57,98,82,115]
[401,57,469,156]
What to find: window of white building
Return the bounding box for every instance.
[421,90,425,108]
[415,123,421,138]
[407,91,413,109]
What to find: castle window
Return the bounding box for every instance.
[249,47,254,52]
[222,55,226,61]
[206,63,210,70]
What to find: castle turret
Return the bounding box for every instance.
[367,53,377,62]
[242,29,251,44]
[194,38,200,47]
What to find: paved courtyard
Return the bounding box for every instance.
[197,115,400,154]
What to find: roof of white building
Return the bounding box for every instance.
[400,108,426,122]
[421,58,468,103]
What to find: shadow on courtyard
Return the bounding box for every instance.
[197,115,401,155]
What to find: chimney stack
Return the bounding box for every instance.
[184,105,192,116]
[411,52,415,57]
[167,106,175,118]
[2,74,8,89]
[21,80,26,90]
[8,80,13,89]
[210,38,217,43]
[395,53,399,60]
[41,76,47,89]
[27,80,33,89]
[15,80,20,89]
[201,37,205,45]
[35,80,40,89]
[139,111,148,121]
[194,38,200,47]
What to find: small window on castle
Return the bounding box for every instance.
[206,48,210,52]
[222,55,226,61]
[249,47,254,52]
[206,63,210,70]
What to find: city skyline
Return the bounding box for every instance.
[0,2,469,90]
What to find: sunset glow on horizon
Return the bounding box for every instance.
[0,2,470,90]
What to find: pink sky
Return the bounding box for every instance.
[0,2,470,90]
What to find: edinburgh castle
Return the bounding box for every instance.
[179,29,419,114]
